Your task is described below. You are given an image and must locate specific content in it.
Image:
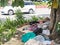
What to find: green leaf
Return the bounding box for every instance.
[12,0,24,7]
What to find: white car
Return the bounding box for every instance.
[1,6,14,15]
[1,1,36,15]
[21,1,36,14]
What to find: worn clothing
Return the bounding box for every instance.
[21,32,36,43]
[25,35,51,45]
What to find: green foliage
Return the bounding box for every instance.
[38,16,44,20]
[32,16,38,21]
[5,28,16,41]
[34,1,48,6]
[0,10,44,44]
[58,0,60,8]
[15,10,26,26]
[34,2,42,5]
[56,22,60,35]
[0,22,6,44]
[15,10,23,19]
[47,0,60,8]
[0,18,17,44]
[15,10,44,26]
[4,18,17,29]
[0,23,6,33]
[47,0,52,8]
[31,16,44,21]
[0,0,8,7]
[3,18,17,40]
[23,16,44,24]
[12,0,24,8]
[0,23,6,41]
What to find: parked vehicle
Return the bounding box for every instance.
[1,1,36,15]
[21,1,36,14]
[1,6,14,15]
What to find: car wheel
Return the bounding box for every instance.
[29,9,34,14]
[8,10,14,15]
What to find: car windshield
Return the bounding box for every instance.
[24,2,34,5]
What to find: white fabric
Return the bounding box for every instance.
[42,29,50,35]
[42,24,48,29]
[25,39,43,45]
[43,41,51,45]
[37,24,43,28]
[25,39,51,45]
[33,35,45,42]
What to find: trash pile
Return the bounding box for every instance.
[20,17,55,45]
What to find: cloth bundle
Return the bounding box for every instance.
[21,32,36,43]
[25,35,51,45]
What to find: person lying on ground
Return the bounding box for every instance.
[23,21,39,31]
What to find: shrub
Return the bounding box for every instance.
[56,22,60,35]
[31,16,39,21]
[0,18,17,44]
[15,10,23,19]
[4,18,17,35]
[4,18,17,29]
[15,10,27,27]
[0,22,6,44]
[38,16,44,20]
[34,2,42,5]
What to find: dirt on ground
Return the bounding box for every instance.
[2,38,24,45]
[1,25,60,45]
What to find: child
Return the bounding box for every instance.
[23,21,39,31]
[29,21,39,31]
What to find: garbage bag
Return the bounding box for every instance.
[21,32,36,43]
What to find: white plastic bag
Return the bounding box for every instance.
[42,29,50,35]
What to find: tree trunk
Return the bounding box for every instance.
[49,7,57,40]
[49,2,60,42]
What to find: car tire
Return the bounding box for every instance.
[8,10,14,15]
[29,9,34,14]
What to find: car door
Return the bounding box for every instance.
[21,2,34,12]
